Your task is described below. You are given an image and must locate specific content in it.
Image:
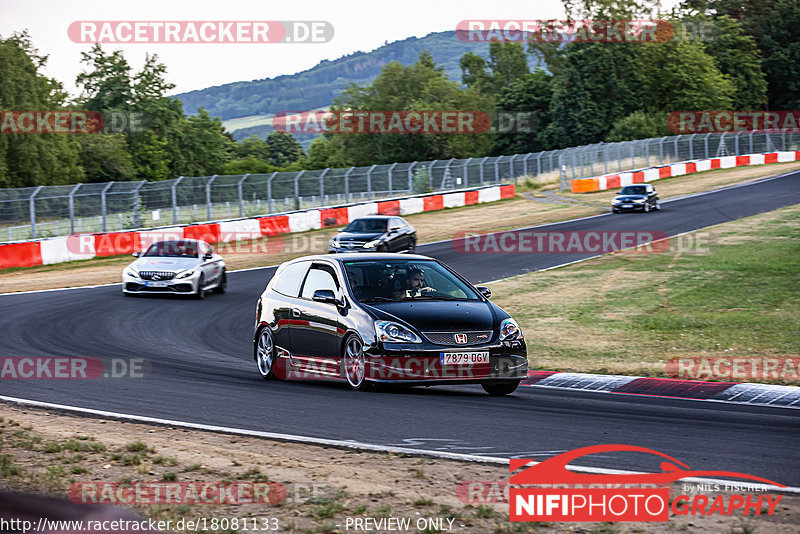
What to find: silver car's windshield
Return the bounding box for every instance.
[343,260,480,302]
[143,241,199,258]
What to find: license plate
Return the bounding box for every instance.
[145,281,169,287]
[621,204,633,208]
[440,352,489,365]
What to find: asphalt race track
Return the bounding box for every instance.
[2,172,799,485]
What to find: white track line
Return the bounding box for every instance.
[2,395,796,493]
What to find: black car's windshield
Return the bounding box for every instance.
[344,219,387,233]
[343,260,480,302]
[620,186,647,195]
[143,240,199,258]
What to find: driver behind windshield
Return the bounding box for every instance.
[394,265,434,297]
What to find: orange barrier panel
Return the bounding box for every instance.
[258,215,291,236]
[499,184,515,198]
[423,195,444,211]
[377,200,401,215]
[736,155,750,166]
[183,223,221,243]
[0,242,42,269]
[320,207,349,227]
[94,232,141,257]
[464,190,480,205]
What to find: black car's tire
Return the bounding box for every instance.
[214,269,227,294]
[655,200,662,210]
[482,381,521,396]
[123,292,135,297]
[194,274,205,300]
[612,209,619,213]
[343,335,370,391]
[408,239,416,253]
[644,202,650,213]
[255,327,275,380]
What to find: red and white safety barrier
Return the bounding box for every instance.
[0,185,515,270]
[571,151,800,193]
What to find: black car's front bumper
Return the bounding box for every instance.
[363,339,528,385]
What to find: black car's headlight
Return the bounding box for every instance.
[612,199,621,204]
[363,238,383,249]
[330,238,340,247]
[375,320,422,343]
[499,318,522,341]
[176,268,196,279]
[123,267,139,278]
[633,198,645,203]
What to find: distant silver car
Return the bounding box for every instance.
[122,239,226,299]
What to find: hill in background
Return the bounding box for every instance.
[175,31,543,142]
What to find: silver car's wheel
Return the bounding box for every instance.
[256,328,275,379]
[194,274,205,299]
[344,336,368,390]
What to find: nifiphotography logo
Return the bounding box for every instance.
[509,444,785,522]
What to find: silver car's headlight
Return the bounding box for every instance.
[375,321,422,343]
[176,268,196,279]
[500,318,522,341]
[124,267,139,278]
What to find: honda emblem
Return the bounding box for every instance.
[454,333,467,344]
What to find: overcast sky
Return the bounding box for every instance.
[0,0,679,98]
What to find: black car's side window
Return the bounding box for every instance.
[300,265,339,299]
[272,261,310,297]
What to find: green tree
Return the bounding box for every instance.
[76,133,136,182]
[605,110,673,141]
[265,131,304,167]
[0,32,83,188]
[492,70,553,155]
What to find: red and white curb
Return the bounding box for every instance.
[570,151,800,193]
[0,185,514,270]
[522,371,800,408]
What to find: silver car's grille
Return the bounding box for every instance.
[423,331,493,346]
[139,271,176,280]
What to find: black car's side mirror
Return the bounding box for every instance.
[131,252,140,257]
[312,289,344,307]
[476,286,492,299]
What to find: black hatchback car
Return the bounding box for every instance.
[253,254,528,395]
[611,184,661,213]
[328,216,416,253]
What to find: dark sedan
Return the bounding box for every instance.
[328,216,416,253]
[253,254,528,395]
[611,184,661,213]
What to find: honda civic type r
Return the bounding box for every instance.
[122,239,226,299]
[253,253,528,395]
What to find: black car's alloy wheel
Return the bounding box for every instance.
[343,335,369,390]
[482,381,521,396]
[256,328,275,380]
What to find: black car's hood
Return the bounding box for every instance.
[362,300,498,331]
[615,194,646,201]
[336,231,385,241]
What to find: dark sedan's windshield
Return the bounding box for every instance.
[343,260,480,302]
[143,241,199,258]
[344,219,387,233]
[620,186,647,195]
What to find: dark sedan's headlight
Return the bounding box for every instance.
[363,238,383,249]
[612,199,622,204]
[330,238,340,248]
[375,320,422,343]
[499,318,522,341]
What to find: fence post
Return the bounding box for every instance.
[689,134,696,160]
[206,175,218,220]
[101,182,114,232]
[294,170,305,210]
[387,162,396,196]
[749,131,754,154]
[509,154,519,184]
[267,172,278,214]
[29,186,43,239]
[494,156,502,183]
[68,183,81,235]
[442,159,455,190]
[462,158,472,187]
[344,167,354,203]
[716,132,727,156]
[319,168,329,202]
[407,162,416,194]
[171,177,183,224]
[366,164,376,199]
[704,134,710,158]
[428,160,438,191]
[479,156,488,184]
[237,174,249,217]
[132,181,146,229]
